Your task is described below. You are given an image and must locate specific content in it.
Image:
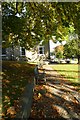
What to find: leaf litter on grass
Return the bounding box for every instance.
[2,61,35,119]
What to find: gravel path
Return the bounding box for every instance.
[29,65,80,120]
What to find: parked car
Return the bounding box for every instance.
[49,58,60,64]
[60,59,66,63]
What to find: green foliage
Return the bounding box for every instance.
[55,45,64,59]
[2,2,26,48]
[2,2,80,49]
[56,51,63,59]
[63,38,80,59]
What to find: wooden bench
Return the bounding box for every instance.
[34,65,46,84]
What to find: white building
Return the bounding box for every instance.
[2,40,50,62]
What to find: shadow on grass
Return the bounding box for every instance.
[45,68,79,87]
[29,68,80,120]
[46,72,76,81]
[46,69,78,73]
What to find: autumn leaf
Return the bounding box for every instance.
[38,93,42,99]
[7,106,16,115]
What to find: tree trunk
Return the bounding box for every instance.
[78,56,80,64]
[78,34,80,64]
[48,40,50,59]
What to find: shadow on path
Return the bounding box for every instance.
[29,65,80,120]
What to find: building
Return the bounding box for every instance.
[2,40,50,62]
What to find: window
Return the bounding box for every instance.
[22,48,25,55]
[38,46,44,55]
[20,47,25,56]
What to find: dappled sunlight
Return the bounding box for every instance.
[44,82,76,93]
[30,65,80,119]
[43,84,63,97]
[44,82,80,103]
[51,64,78,83]
[63,83,79,91]
[61,94,79,103]
[4,96,10,103]
[44,83,77,103]
[45,92,54,99]
[2,62,80,119]
[46,72,78,84]
[59,84,76,92]
[52,103,80,119]
[52,105,70,119]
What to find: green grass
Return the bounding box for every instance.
[2,61,35,118]
[51,64,79,84]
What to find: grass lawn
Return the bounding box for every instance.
[51,64,79,84]
[2,61,35,119]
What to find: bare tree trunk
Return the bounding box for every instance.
[48,40,50,59]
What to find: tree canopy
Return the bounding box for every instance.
[2,2,80,49]
[55,45,64,59]
[64,38,80,59]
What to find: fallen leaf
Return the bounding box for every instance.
[38,93,42,99]
[7,106,16,115]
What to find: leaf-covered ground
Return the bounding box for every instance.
[29,65,80,120]
[2,61,35,119]
[2,62,80,120]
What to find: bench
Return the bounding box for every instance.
[34,65,46,84]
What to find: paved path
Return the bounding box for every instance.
[29,65,80,120]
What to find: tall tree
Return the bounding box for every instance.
[63,38,80,63]
[55,45,64,59]
[2,2,26,47]
[2,2,80,60]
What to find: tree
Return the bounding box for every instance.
[63,38,80,63]
[2,2,26,47]
[2,2,80,61]
[55,45,64,59]
[55,2,80,63]
[2,2,57,49]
